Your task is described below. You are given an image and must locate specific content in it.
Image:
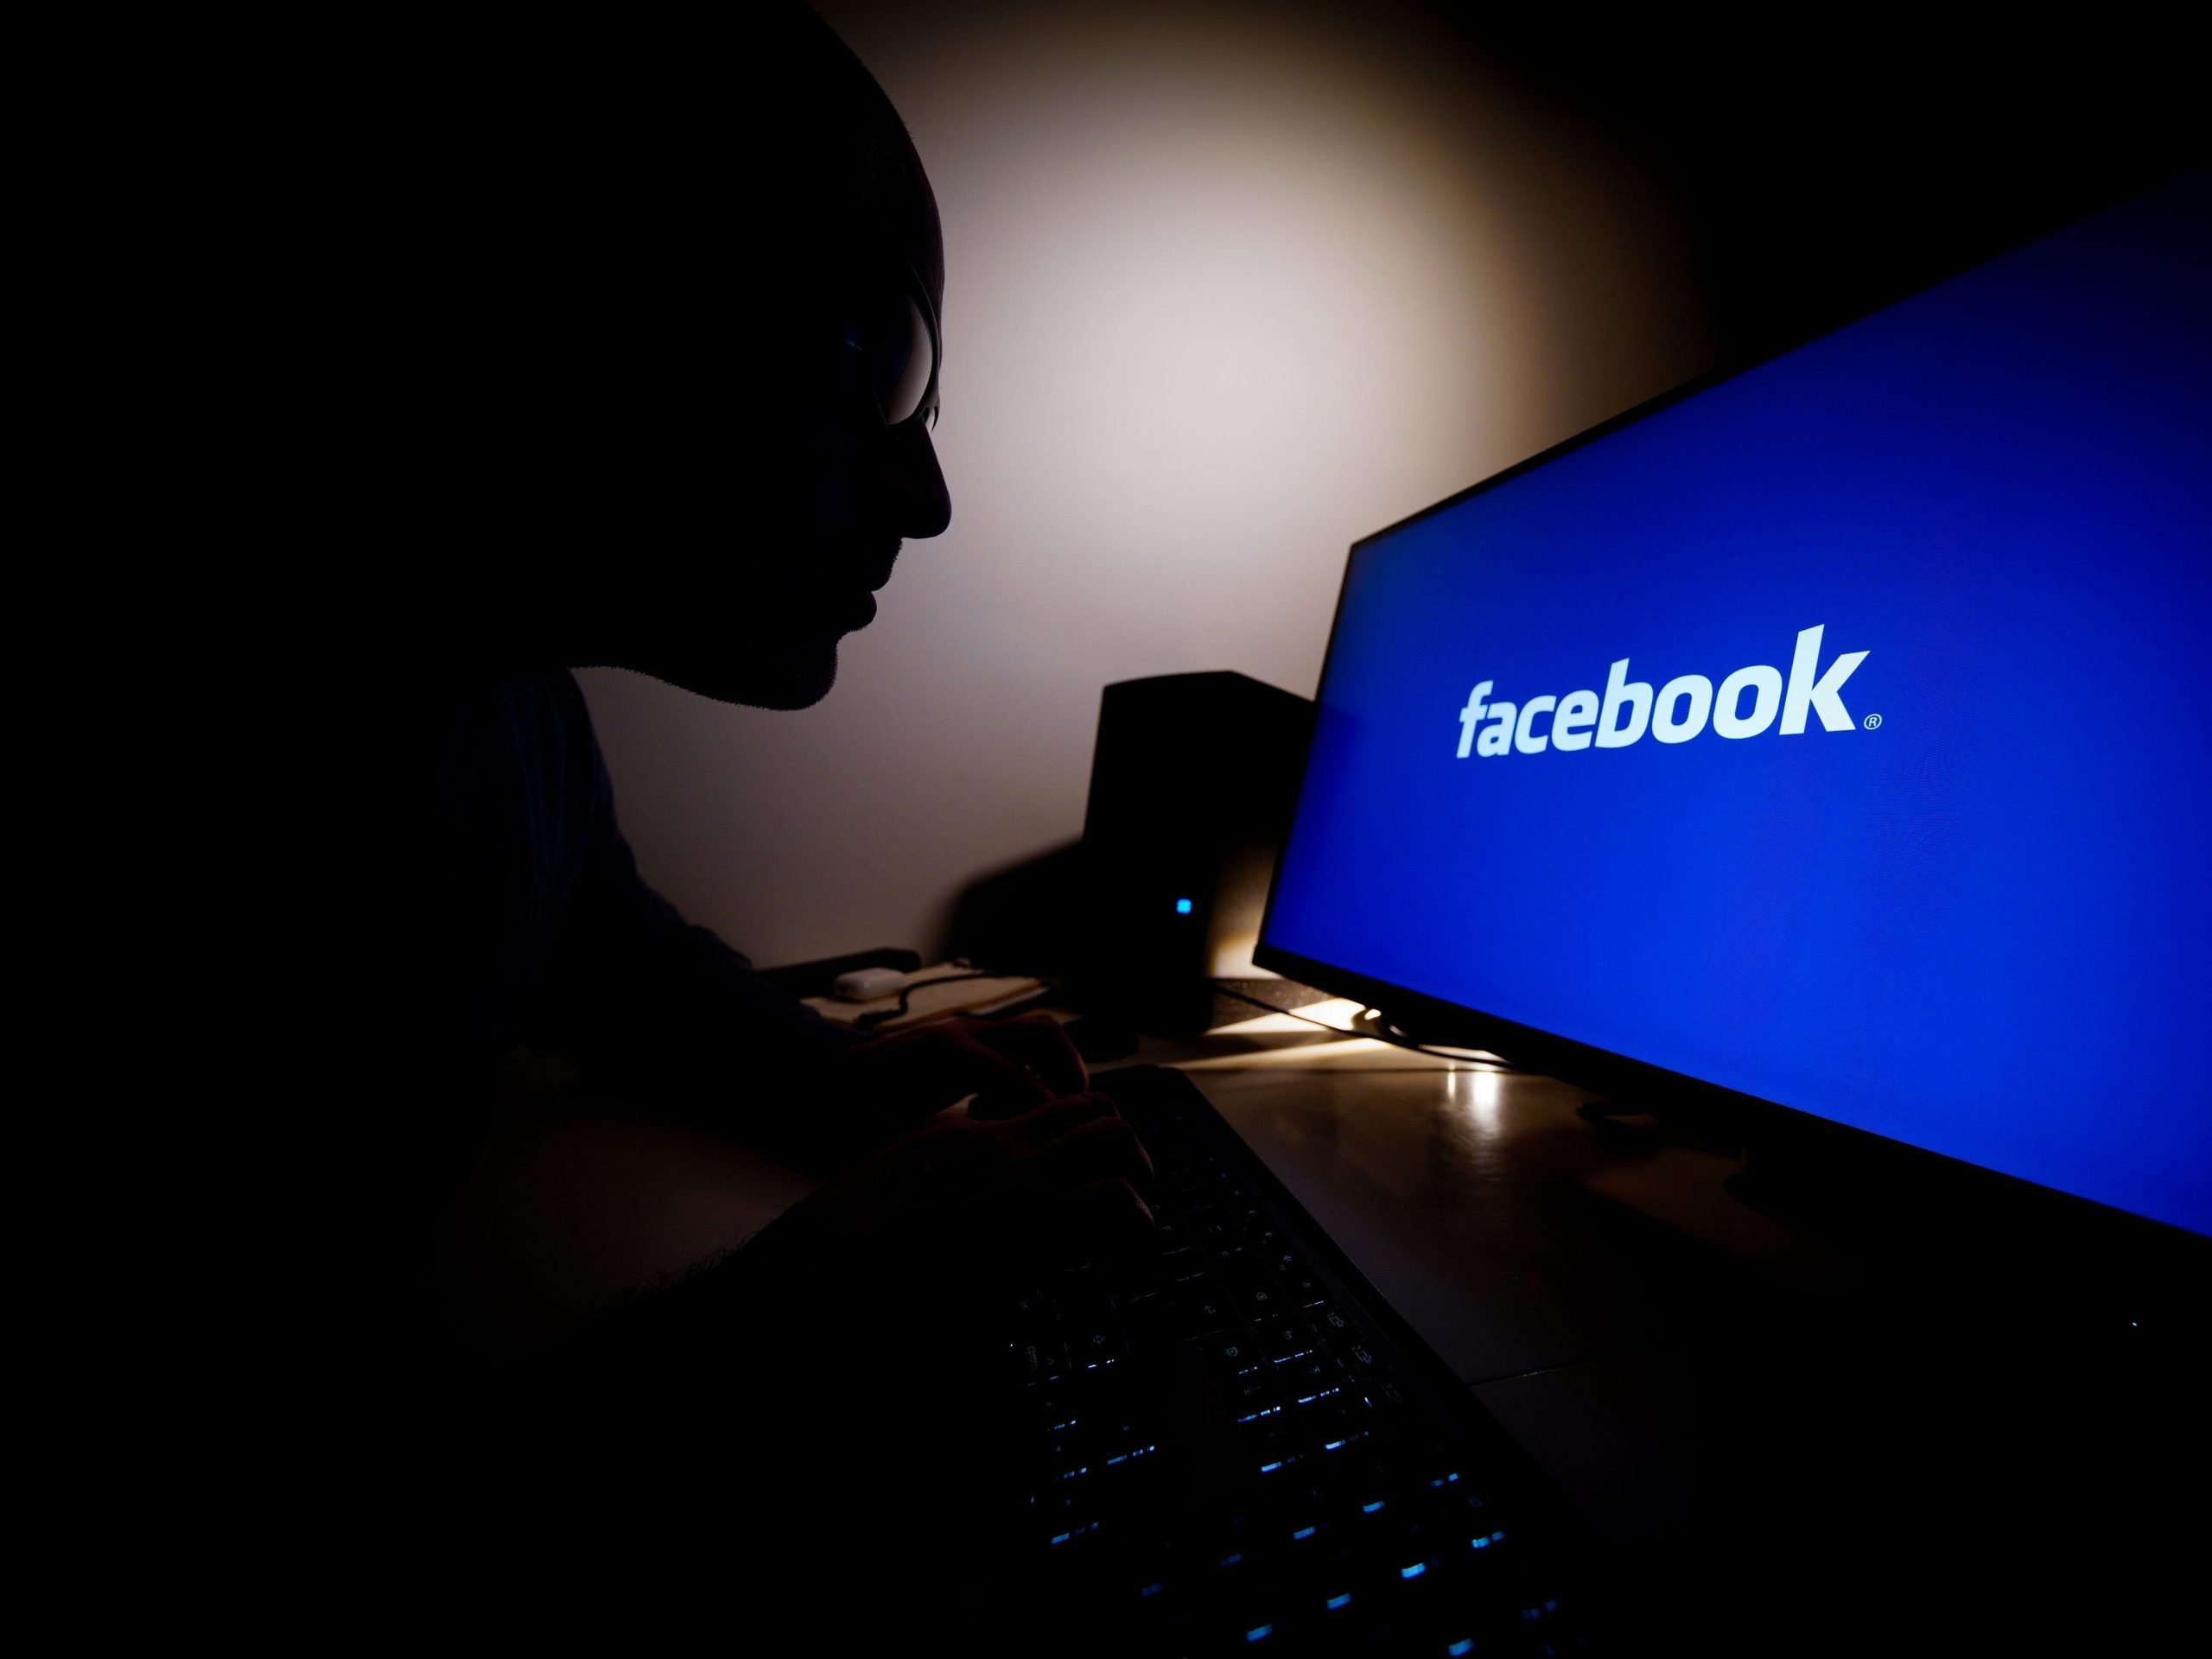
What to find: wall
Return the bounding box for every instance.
[579,0,1709,968]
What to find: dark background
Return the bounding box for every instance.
[1464,8,2205,365]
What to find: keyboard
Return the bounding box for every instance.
[1004,1065,1602,1656]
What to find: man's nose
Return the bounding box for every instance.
[885,422,952,540]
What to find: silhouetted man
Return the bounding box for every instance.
[254,9,1151,1638]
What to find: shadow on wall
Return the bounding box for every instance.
[941,841,1087,979]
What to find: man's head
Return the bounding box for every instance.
[619,10,952,708]
[371,10,950,706]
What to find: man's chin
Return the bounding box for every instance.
[751,641,841,710]
[628,635,841,710]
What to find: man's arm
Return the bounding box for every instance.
[516,674,865,1160]
[517,673,1085,1168]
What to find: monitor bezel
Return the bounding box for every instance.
[1254,178,2212,1268]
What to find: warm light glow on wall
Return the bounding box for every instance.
[582,1,1710,965]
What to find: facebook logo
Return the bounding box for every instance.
[1454,625,1869,757]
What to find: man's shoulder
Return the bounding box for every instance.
[502,668,607,807]
[346,665,609,868]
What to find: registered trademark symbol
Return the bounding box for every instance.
[1864,713,1883,729]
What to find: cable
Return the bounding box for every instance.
[1208,982,1519,1070]
[853,970,1022,1030]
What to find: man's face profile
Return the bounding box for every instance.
[604,22,953,711]
[383,13,953,709]
[658,235,950,711]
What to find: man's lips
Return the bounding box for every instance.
[782,537,899,632]
[862,540,901,591]
[814,531,900,593]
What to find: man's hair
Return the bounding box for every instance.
[315,8,939,513]
[461,7,938,302]
[767,7,942,298]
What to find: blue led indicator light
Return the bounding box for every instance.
[1449,1643,1476,1656]
[1326,1595,1353,1611]
[1174,897,1193,914]
[1402,1562,1428,1580]
[1293,1527,1316,1540]
[1246,1627,1273,1643]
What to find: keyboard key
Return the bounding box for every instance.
[1230,1376,1284,1419]
[1069,1320,1128,1372]
[1274,1351,1343,1391]
[1173,1274,1237,1338]
[1032,1389,1080,1436]
[1206,1333,1266,1376]
[1008,1066,1583,1657]
[1013,1335,1067,1387]
[1239,1281,1293,1325]
[1306,1400,1372,1445]
[1312,1304,1357,1340]
[1015,1287,1058,1323]
[1237,1415,1304,1460]
[1220,1263,1292,1325]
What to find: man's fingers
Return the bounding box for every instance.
[997,1090,1121,1149]
[917,1032,1053,1116]
[1030,1112,1155,1194]
[1056,1178,1156,1243]
[970,1017,1087,1099]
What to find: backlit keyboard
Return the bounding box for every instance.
[1004,1065,1599,1656]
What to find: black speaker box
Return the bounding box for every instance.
[1078,671,1313,1034]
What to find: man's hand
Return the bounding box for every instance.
[751,1090,1155,1297]
[810,1014,1089,1170]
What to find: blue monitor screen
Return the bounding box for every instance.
[1262,175,2212,1237]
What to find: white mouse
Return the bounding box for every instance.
[831,966,911,1001]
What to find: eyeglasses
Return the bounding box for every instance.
[842,261,940,432]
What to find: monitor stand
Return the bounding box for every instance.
[1347,1004,1515,1064]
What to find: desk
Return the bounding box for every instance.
[468,1003,2195,1651]
[1116,1001,2196,1654]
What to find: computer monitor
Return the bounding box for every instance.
[1257,173,2211,1245]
